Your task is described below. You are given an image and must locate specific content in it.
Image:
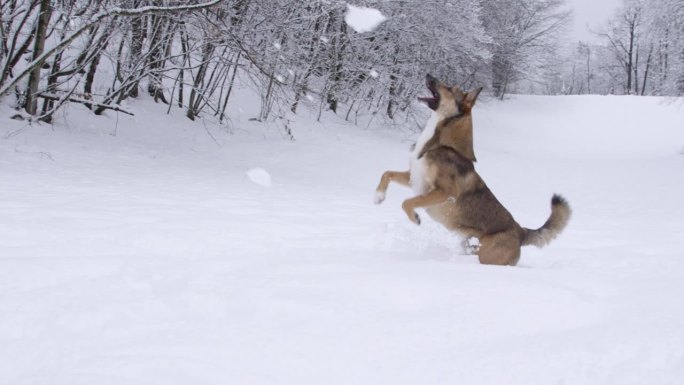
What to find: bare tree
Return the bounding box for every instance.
[481,0,571,99]
[600,0,644,94]
[0,0,222,111]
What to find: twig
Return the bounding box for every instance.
[4,124,28,139]
[202,119,221,148]
[37,93,135,116]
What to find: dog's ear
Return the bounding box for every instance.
[464,87,483,108]
[451,86,466,103]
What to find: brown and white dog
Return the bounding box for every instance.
[375,74,571,266]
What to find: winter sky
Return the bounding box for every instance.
[567,0,621,42]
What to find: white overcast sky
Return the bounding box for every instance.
[567,0,621,41]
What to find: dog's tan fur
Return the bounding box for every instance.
[416,87,481,162]
[375,75,571,266]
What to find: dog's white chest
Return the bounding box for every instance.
[409,111,439,194]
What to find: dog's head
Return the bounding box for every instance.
[419,74,482,117]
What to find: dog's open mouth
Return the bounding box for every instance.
[418,74,439,110]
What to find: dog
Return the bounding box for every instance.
[375,74,571,266]
[374,74,479,205]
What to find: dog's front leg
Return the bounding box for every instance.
[401,188,449,225]
[375,170,410,204]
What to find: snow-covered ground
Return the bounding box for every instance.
[1,93,684,384]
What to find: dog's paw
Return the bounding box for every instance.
[460,237,480,255]
[374,190,386,205]
[401,201,420,225]
[406,211,421,225]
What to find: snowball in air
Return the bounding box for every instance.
[345,4,387,33]
[246,168,272,187]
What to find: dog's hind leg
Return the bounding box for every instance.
[375,170,410,204]
[401,188,449,225]
[478,232,521,266]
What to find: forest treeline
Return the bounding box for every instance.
[0,0,682,124]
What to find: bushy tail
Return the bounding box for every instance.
[521,194,571,248]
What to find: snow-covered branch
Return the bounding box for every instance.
[0,0,221,98]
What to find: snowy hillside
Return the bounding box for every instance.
[1,94,684,385]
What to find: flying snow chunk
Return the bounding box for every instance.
[369,69,379,78]
[246,168,272,187]
[345,4,387,33]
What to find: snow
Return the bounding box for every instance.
[2,93,684,385]
[344,4,387,33]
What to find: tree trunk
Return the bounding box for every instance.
[220,51,241,122]
[291,12,321,114]
[586,46,591,94]
[83,39,108,106]
[678,47,684,95]
[146,12,170,103]
[39,49,62,122]
[178,24,190,108]
[386,41,400,118]
[626,21,635,94]
[641,45,654,95]
[386,69,397,118]
[0,0,40,88]
[127,3,145,98]
[186,41,214,120]
[25,0,51,115]
[634,45,640,95]
[491,53,510,98]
